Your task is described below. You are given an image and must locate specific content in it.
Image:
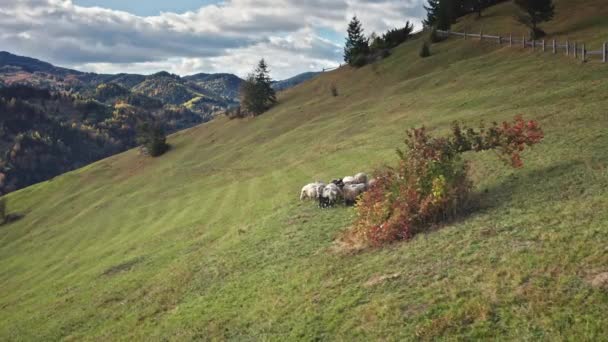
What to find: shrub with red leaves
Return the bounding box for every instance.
[349,116,543,247]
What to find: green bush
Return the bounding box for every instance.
[420,42,431,58]
[136,121,169,157]
[330,84,339,97]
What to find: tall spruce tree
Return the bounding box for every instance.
[515,0,555,39]
[240,59,276,116]
[423,0,440,27]
[424,0,454,30]
[437,0,454,30]
[344,16,369,66]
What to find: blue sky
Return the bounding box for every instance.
[74,0,219,16]
[2,0,426,79]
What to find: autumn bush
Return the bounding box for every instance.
[348,116,543,247]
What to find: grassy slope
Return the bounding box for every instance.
[2,0,608,340]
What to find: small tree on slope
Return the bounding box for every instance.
[240,59,277,116]
[515,0,555,39]
[136,121,169,157]
[344,16,370,67]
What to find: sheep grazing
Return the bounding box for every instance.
[319,183,342,208]
[301,172,371,208]
[300,182,325,201]
[343,183,368,206]
[353,172,368,185]
[331,178,345,188]
[342,176,356,185]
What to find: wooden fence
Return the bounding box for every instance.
[322,65,342,72]
[437,29,608,63]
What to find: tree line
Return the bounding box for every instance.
[344,17,415,67]
[424,0,555,39]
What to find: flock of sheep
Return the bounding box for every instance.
[300,172,376,208]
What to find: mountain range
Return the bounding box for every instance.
[0,51,322,194]
[0,51,321,114]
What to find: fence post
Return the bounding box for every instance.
[523,35,526,48]
[509,34,513,47]
[574,42,577,58]
[532,39,536,50]
[552,40,556,54]
[604,42,607,63]
[480,31,483,41]
[582,43,586,62]
[566,40,569,55]
[542,40,545,52]
[498,36,502,45]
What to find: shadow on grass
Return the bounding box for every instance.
[0,213,25,227]
[478,160,584,211]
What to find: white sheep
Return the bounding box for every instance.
[367,178,378,188]
[300,182,325,200]
[353,172,368,184]
[343,183,368,205]
[320,183,342,207]
[342,176,356,185]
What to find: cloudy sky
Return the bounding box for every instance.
[1,0,426,79]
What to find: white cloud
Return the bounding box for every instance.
[0,0,426,79]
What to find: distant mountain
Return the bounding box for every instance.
[101,73,147,89]
[184,73,244,100]
[272,72,321,92]
[0,52,242,117]
[0,51,82,76]
[0,51,324,194]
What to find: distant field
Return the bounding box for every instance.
[1,0,608,340]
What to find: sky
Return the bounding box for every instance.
[1,0,427,79]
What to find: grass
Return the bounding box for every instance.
[2,0,608,339]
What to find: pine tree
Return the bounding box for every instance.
[437,0,454,30]
[515,0,555,39]
[254,59,276,109]
[344,16,370,66]
[240,59,277,116]
[423,0,440,27]
[424,0,454,30]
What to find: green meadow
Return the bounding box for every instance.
[1,0,608,339]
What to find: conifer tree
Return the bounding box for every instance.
[515,0,555,39]
[423,0,440,27]
[240,59,277,116]
[424,0,454,30]
[344,16,370,66]
[437,0,454,30]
